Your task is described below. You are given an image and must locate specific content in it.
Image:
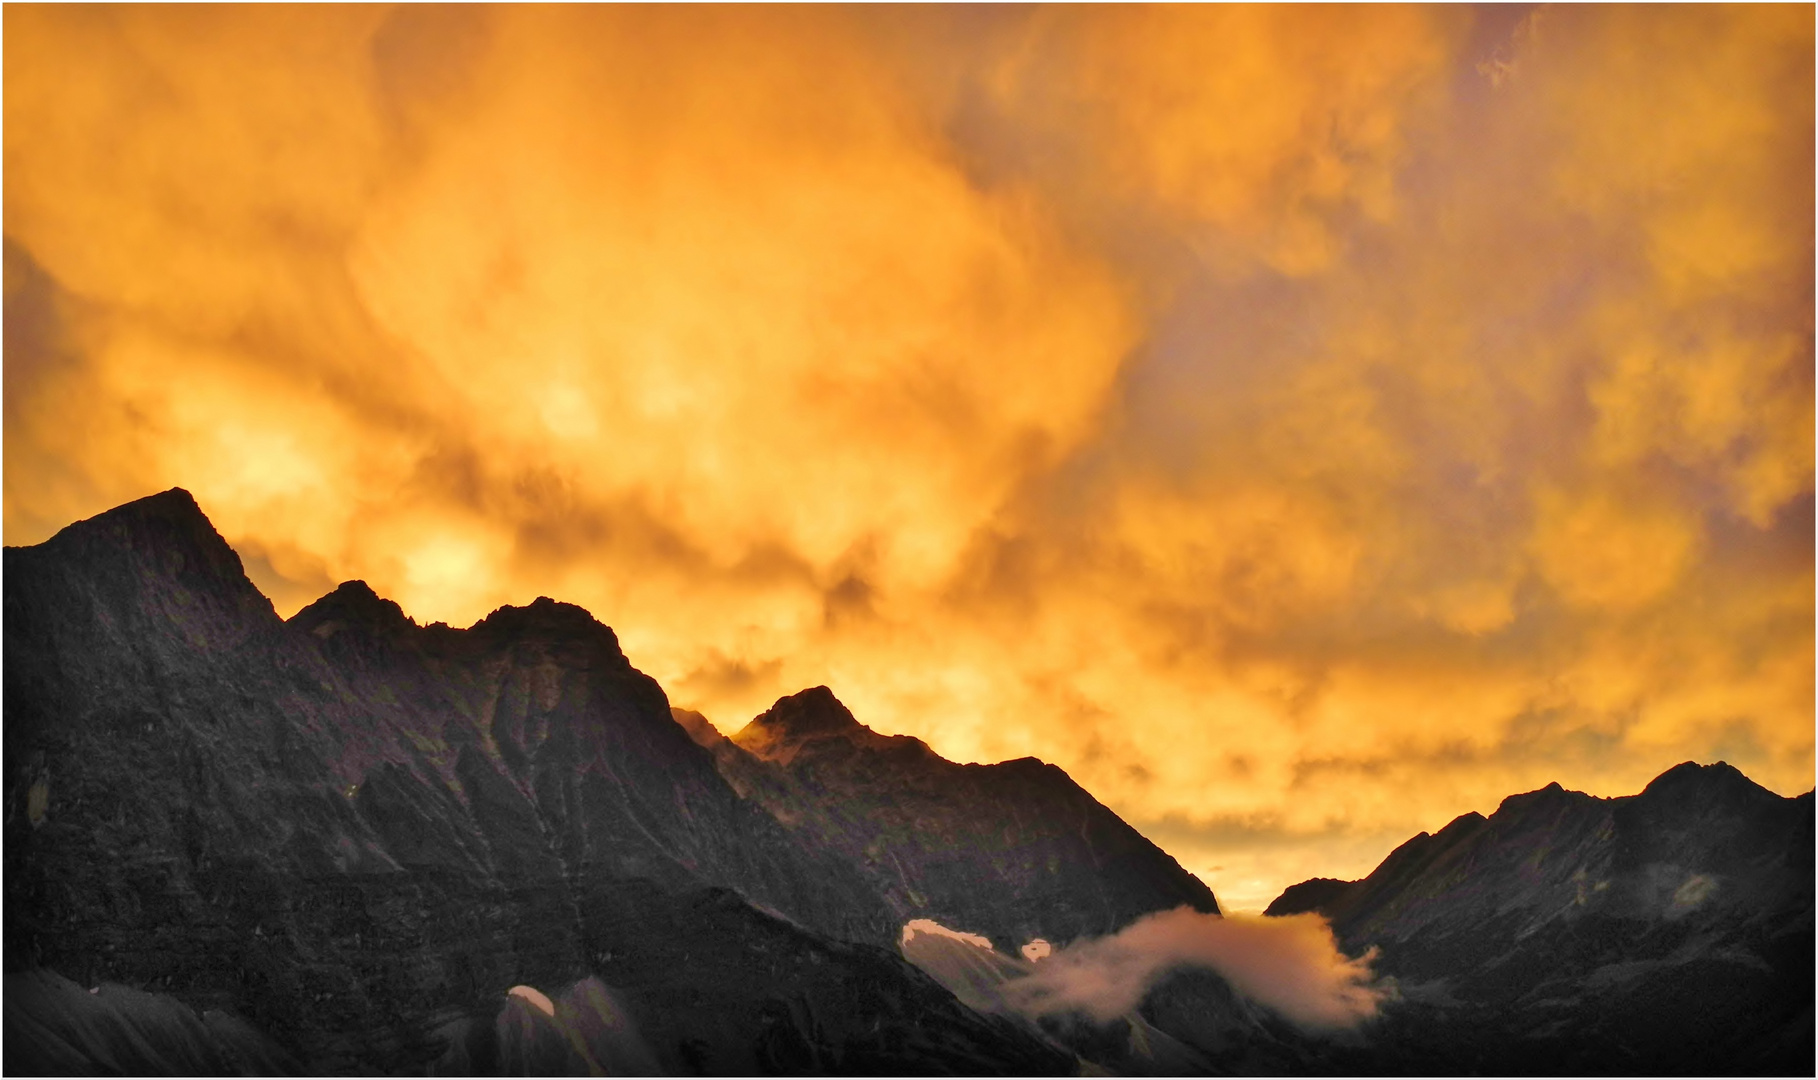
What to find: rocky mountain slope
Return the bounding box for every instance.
[1268,763,1815,1075]
[2,489,1068,1073]
[676,687,1218,953]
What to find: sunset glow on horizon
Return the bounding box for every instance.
[6,5,1812,910]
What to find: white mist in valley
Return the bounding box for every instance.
[901,919,996,951]
[1005,907,1385,1031]
[901,906,1386,1034]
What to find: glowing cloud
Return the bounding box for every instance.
[506,985,555,1019]
[902,918,995,953]
[5,6,1811,906]
[902,907,1387,1033]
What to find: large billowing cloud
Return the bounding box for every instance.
[6,6,1811,909]
[1001,908,1385,1032]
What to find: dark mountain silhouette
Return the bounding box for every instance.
[1262,878,1354,918]
[2,490,1068,1074]
[7,488,1812,1075]
[1268,764,1815,1075]
[677,686,1218,953]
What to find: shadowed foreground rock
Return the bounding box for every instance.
[3,969,301,1075]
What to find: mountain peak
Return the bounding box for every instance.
[762,686,859,735]
[1494,779,1594,817]
[10,486,277,637]
[732,687,868,763]
[290,580,416,640]
[671,707,728,749]
[471,596,614,637]
[122,485,205,518]
[477,595,592,625]
[48,487,225,561]
[1635,759,1780,815]
[1263,876,1357,918]
[1643,759,1748,793]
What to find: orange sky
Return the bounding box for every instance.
[6,5,1812,910]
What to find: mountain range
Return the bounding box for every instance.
[4,489,1812,1075]
[1268,761,1814,1075]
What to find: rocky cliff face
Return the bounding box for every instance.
[1268,763,1815,1075]
[680,686,1218,954]
[2,490,1065,1073]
